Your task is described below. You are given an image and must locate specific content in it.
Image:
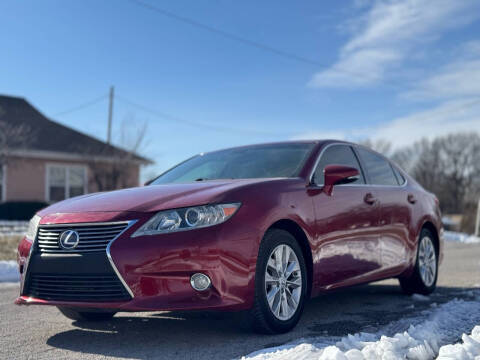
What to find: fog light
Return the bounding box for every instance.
[190,273,211,291]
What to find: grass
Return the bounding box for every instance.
[0,235,21,261]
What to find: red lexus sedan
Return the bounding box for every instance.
[16,140,443,333]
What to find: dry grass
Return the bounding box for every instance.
[0,235,21,261]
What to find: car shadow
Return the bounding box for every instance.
[46,283,478,360]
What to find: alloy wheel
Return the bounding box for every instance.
[264,244,302,321]
[418,236,437,287]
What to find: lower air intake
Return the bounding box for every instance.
[26,273,131,302]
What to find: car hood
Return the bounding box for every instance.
[38,178,285,215]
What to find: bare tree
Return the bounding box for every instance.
[87,120,149,192]
[432,133,480,213]
[359,139,392,156]
[0,120,35,168]
[364,132,480,232]
[407,139,443,197]
[394,132,480,218]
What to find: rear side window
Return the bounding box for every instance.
[313,145,365,185]
[356,148,398,186]
[392,166,406,185]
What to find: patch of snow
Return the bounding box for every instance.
[412,294,430,302]
[0,220,28,236]
[441,217,457,227]
[242,291,480,360]
[0,260,19,282]
[0,282,19,289]
[443,231,480,244]
[437,325,480,359]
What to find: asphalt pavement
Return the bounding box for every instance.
[1,242,479,360]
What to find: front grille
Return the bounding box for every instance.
[37,222,129,253]
[27,273,131,302]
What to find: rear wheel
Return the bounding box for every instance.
[57,307,116,321]
[248,229,307,334]
[399,228,438,295]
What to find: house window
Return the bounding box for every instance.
[0,165,5,202]
[47,165,87,202]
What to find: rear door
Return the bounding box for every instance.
[355,147,410,272]
[310,144,382,288]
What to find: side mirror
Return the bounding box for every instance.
[323,165,359,196]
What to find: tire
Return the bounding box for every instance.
[399,228,438,295]
[248,229,308,334]
[57,307,116,321]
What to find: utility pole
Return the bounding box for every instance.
[107,86,114,144]
[475,197,480,237]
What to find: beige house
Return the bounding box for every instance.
[0,95,151,205]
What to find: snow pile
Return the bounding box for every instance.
[411,294,431,302]
[437,325,480,359]
[243,293,480,360]
[0,220,28,236]
[0,260,20,282]
[443,231,480,244]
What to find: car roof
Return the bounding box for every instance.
[198,139,355,155]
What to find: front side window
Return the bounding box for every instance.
[356,148,398,186]
[48,165,87,202]
[313,145,365,185]
[151,143,315,184]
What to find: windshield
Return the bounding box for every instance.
[151,143,315,184]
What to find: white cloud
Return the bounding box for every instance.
[309,0,480,89]
[291,130,349,141]
[367,99,480,147]
[303,2,480,150]
[405,60,480,100]
[309,49,401,87]
[404,41,480,100]
[293,99,480,148]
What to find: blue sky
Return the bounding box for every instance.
[1,0,480,180]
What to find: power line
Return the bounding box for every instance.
[126,0,409,92]
[403,97,480,121]
[52,94,108,117]
[119,94,480,138]
[52,91,480,139]
[115,94,291,136]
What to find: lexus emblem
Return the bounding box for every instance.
[59,230,80,249]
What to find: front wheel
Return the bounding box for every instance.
[57,307,117,321]
[399,228,438,295]
[248,229,308,334]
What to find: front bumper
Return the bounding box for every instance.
[16,211,259,312]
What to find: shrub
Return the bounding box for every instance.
[0,201,48,220]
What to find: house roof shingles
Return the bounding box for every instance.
[0,95,151,164]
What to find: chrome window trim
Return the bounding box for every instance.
[354,146,409,188]
[308,142,366,186]
[308,142,408,188]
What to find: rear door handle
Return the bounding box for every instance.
[407,194,417,204]
[364,193,377,205]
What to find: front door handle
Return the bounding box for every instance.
[364,193,377,205]
[407,194,417,204]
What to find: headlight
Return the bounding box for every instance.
[132,203,241,237]
[26,215,41,241]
